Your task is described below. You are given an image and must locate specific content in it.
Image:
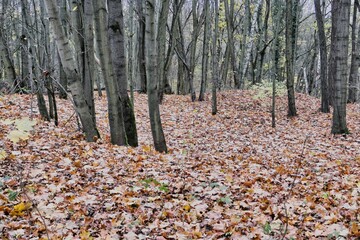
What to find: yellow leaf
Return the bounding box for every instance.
[72,6,78,11]
[192,231,202,238]
[183,204,191,212]
[142,145,152,152]
[0,149,7,160]
[80,230,93,240]
[10,202,31,216]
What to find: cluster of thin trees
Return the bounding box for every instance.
[0,0,357,151]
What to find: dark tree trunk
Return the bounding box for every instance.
[314,0,330,112]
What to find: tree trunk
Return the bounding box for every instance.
[157,0,171,103]
[45,0,99,142]
[212,0,220,115]
[145,0,168,153]
[199,0,210,101]
[331,0,351,134]
[0,0,16,88]
[314,0,330,112]
[93,0,127,145]
[137,0,147,93]
[285,0,298,116]
[108,0,138,147]
[348,0,359,103]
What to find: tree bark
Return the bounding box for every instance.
[45,0,99,142]
[199,0,210,101]
[285,0,298,116]
[212,0,220,115]
[348,0,359,103]
[157,0,171,103]
[314,0,330,112]
[331,0,351,134]
[137,0,147,93]
[93,0,127,145]
[108,0,138,147]
[145,0,168,152]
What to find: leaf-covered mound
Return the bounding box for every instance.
[0,91,359,239]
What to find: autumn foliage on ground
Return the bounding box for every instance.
[0,90,359,239]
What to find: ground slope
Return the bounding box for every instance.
[0,91,359,239]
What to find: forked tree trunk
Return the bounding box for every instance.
[314,0,330,112]
[93,0,127,146]
[45,0,99,142]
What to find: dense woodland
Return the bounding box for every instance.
[0,0,359,239]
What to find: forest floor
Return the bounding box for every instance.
[0,90,359,239]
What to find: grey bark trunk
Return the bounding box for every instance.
[108,0,138,147]
[145,0,168,152]
[331,0,351,134]
[45,0,99,142]
[285,0,297,116]
[348,0,359,103]
[92,0,127,145]
[314,0,330,112]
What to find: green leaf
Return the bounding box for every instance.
[8,191,18,201]
[219,196,232,205]
[263,222,272,235]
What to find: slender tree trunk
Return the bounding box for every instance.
[285,0,297,116]
[199,0,210,101]
[108,0,138,147]
[157,0,171,103]
[212,0,220,115]
[255,0,270,84]
[137,0,147,93]
[331,0,351,134]
[93,0,127,145]
[83,0,96,122]
[57,0,68,99]
[238,0,251,89]
[314,0,330,112]
[272,0,282,128]
[128,1,135,105]
[45,0,99,142]
[0,0,16,87]
[145,0,168,152]
[348,0,359,103]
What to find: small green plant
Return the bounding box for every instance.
[263,222,272,235]
[327,231,340,239]
[141,178,169,192]
[219,196,232,205]
[8,190,18,201]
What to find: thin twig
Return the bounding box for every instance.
[280,135,308,240]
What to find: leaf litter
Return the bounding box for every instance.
[0,91,359,239]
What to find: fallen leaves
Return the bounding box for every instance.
[0,91,359,239]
